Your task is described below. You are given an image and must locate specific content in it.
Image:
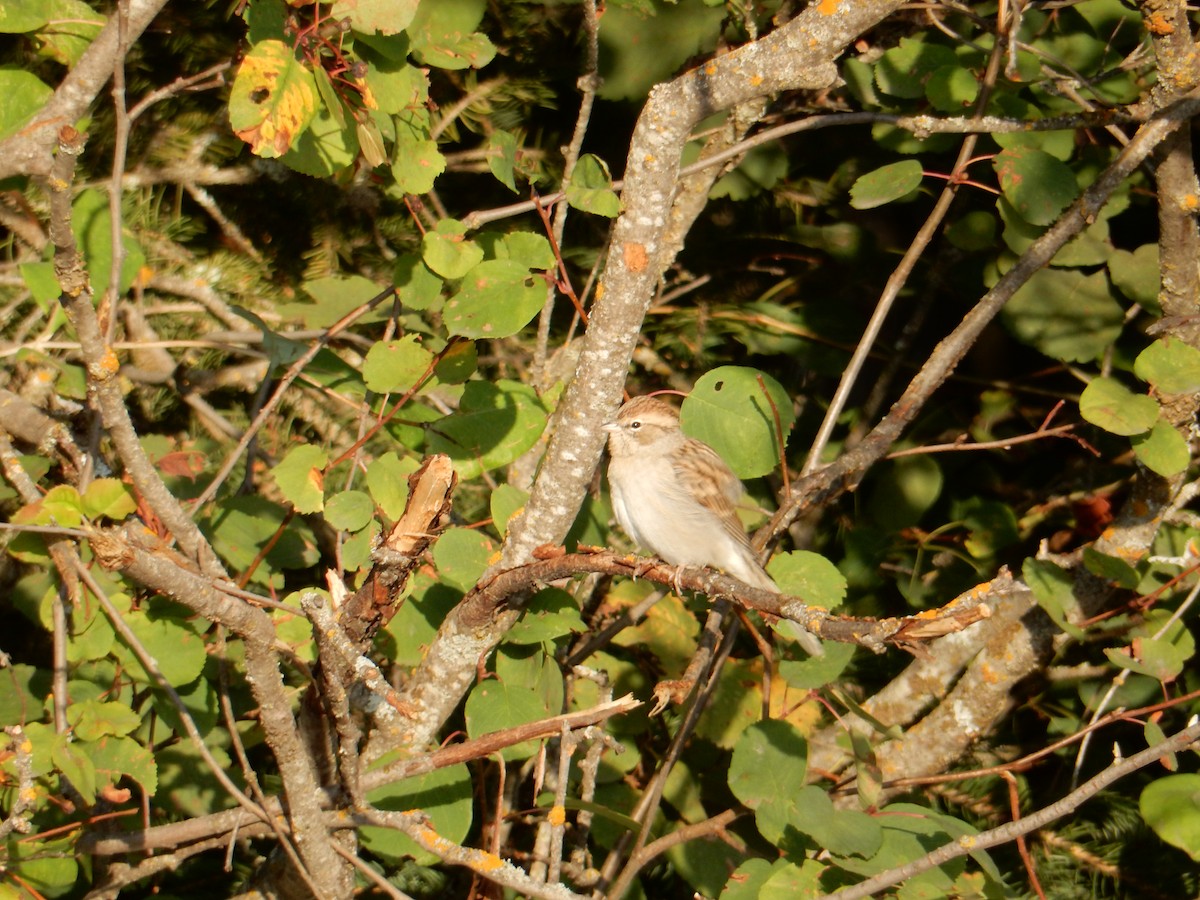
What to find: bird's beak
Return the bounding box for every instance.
[601,422,618,433]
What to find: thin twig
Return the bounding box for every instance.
[190,286,395,510]
[822,720,1200,900]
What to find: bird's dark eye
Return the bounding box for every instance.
[630,420,642,430]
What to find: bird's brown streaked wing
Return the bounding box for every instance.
[673,439,754,548]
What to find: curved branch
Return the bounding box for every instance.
[451,549,994,651]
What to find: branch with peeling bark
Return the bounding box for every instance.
[454,546,993,653]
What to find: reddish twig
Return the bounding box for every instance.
[532,189,589,326]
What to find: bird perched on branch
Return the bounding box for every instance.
[602,395,778,592]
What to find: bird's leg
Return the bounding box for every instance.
[672,564,687,597]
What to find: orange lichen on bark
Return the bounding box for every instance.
[477,851,505,871]
[1147,13,1174,35]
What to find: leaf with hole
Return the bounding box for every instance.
[229,40,318,158]
[681,367,793,478]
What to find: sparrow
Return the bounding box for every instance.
[602,395,778,592]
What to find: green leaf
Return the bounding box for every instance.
[507,588,586,645]
[287,274,389,329]
[1023,558,1084,638]
[992,104,1077,160]
[1109,244,1160,312]
[768,551,847,610]
[115,608,207,687]
[1105,637,1189,683]
[364,57,428,115]
[311,63,346,129]
[229,40,318,158]
[19,260,63,306]
[408,0,496,69]
[423,219,483,279]
[778,640,855,689]
[926,64,979,112]
[1081,547,1139,590]
[866,455,942,530]
[80,478,136,521]
[1132,419,1191,477]
[997,195,1113,267]
[392,253,444,311]
[68,595,115,663]
[498,232,556,271]
[363,764,473,865]
[205,496,319,588]
[755,860,826,899]
[431,526,496,591]
[849,160,923,209]
[710,142,788,201]
[342,524,379,571]
[330,0,418,35]
[490,483,529,539]
[273,591,319,660]
[0,69,52,141]
[434,339,477,383]
[273,445,329,513]
[594,1,725,101]
[487,130,519,192]
[874,38,956,98]
[356,115,388,168]
[6,835,79,895]
[443,259,545,339]
[281,102,358,175]
[835,803,981,887]
[993,147,1079,226]
[1141,774,1200,861]
[1002,268,1124,363]
[391,128,446,193]
[324,490,375,532]
[788,784,883,858]
[464,672,559,761]
[365,452,417,520]
[72,188,146,296]
[565,154,621,217]
[681,367,794,479]
[945,210,997,251]
[0,0,48,33]
[427,380,548,479]
[33,0,103,66]
[611,592,700,681]
[0,664,50,727]
[1135,338,1200,395]
[89,734,158,796]
[67,699,141,741]
[40,485,85,527]
[244,0,287,43]
[728,719,808,843]
[954,497,1019,559]
[363,335,434,394]
[1079,377,1159,436]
